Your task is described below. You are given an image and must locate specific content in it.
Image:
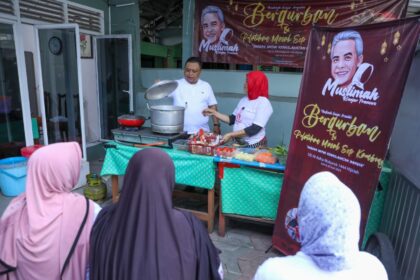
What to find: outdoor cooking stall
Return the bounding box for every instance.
[102,81,390,239]
[102,79,288,233]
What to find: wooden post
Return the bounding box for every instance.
[208,188,214,233]
[111,175,119,203]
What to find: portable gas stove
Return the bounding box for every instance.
[112,126,188,148]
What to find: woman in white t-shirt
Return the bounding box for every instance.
[253,171,388,280]
[203,70,273,147]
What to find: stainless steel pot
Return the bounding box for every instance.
[144,80,184,134]
[149,105,184,134]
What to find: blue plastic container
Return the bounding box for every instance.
[0,157,28,197]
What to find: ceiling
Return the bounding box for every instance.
[139,0,182,43]
[138,0,420,44]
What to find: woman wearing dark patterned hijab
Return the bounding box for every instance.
[89,148,222,280]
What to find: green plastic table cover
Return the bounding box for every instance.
[220,162,392,233]
[100,141,216,189]
[221,166,283,220]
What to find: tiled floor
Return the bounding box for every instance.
[211,220,280,280]
[0,158,282,280]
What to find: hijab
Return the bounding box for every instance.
[246,70,269,100]
[298,171,360,271]
[89,148,221,280]
[0,142,95,280]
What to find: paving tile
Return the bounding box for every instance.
[223,257,241,274]
[237,258,258,278]
[219,246,262,275]
[237,253,278,278]
[238,276,253,280]
[226,231,253,246]
[250,235,273,251]
[209,231,225,242]
[213,240,243,253]
[237,250,267,261]
[212,236,254,252]
[223,271,242,280]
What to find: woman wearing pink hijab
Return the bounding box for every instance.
[203,70,273,147]
[0,142,97,280]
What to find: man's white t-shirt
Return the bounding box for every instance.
[170,78,217,134]
[253,251,388,280]
[232,96,273,145]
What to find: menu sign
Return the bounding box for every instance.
[193,0,408,68]
[272,17,420,254]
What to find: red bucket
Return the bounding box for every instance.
[21,145,44,158]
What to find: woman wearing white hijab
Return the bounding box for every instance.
[254,171,387,280]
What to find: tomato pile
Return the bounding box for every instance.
[189,129,220,146]
[214,146,236,158]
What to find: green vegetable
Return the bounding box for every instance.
[270,145,288,156]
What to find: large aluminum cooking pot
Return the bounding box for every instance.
[145,80,184,134]
[148,105,184,134]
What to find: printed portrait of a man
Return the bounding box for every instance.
[330,30,364,89]
[201,5,226,45]
[323,30,378,105]
[329,30,375,91]
[198,5,238,55]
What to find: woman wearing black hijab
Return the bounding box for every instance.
[89,148,222,280]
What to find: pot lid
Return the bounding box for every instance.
[144,80,178,100]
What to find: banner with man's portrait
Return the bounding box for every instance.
[193,0,408,68]
[272,17,420,255]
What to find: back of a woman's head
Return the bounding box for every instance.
[298,171,361,271]
[122,148,174,192]
[27,142,81,194]
[247,70,269,100]
[116,148,176,216]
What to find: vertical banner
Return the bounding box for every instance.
[193,0,408,68]
[272,17,420,255]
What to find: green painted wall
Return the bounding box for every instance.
[141,42,168,57]
[182,0,194,65]
[141,42,181,68]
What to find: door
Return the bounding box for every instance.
[0,21,32,159]
[94,35,132,139]
[34,24,86,158]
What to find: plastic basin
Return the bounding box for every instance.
[0,156,27,197]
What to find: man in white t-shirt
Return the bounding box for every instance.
[169,57,220,135]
